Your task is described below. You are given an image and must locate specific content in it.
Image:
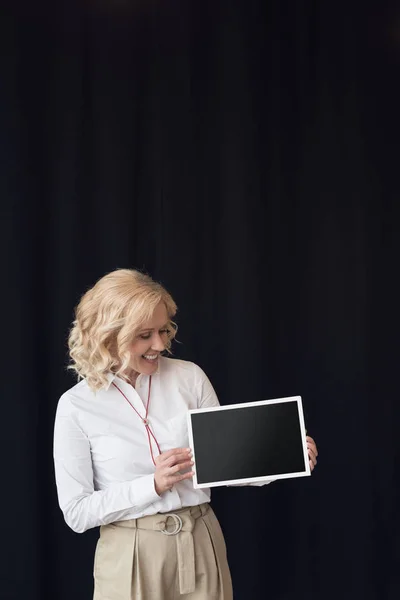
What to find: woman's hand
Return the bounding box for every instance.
[154,448,194,495]
[306,436,318,472]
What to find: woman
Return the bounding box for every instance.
[53,268,318,600]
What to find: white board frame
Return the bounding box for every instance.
[187,396,310,489]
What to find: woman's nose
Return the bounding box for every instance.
[151,334,165,351]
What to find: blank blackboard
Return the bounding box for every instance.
[187,396,310,488]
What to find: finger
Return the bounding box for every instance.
[159,448,191,462]
[307,441,317,454]
[170,471,195,485]
[163,452,193,468]
[160,451,192,468]
[155,450,176,466]
[307,447,317,463]
[307,440,318,456]
[309,459,315,472]
[168,460,194,475]
[168,448,192,460]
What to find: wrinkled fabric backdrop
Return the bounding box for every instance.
[1,1,399,599]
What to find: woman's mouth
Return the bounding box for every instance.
[142,354,158,362]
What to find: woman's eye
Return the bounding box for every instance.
[139,329,169,340]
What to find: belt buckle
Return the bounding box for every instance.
[160,513,183,536]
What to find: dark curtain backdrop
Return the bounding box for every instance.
[2,1,399,599]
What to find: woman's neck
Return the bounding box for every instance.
[127,369,139,388]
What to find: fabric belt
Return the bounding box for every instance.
[111,503,209,595]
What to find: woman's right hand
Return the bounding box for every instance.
[154,448,194,495]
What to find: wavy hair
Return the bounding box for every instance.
[68,269,177,391]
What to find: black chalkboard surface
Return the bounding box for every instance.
[187,396,310,488]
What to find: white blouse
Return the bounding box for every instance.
[53,357,227,533]
[54,356,270,533]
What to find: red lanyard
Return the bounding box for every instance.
[112,376,161,466]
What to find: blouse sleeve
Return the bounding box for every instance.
[193,363,220,409]
[53,394,160,533]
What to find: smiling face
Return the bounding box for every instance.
[128,301,170,381]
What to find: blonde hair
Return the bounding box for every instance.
[68,269,177,391]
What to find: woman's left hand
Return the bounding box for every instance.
[306,436,318,472]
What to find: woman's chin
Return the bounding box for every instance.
[140,357,159,373]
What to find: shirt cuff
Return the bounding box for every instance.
[129,474,160,510]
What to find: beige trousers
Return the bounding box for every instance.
[93,503,233,600]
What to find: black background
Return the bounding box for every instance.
[2,1,400,599]
[192,401,305,483]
